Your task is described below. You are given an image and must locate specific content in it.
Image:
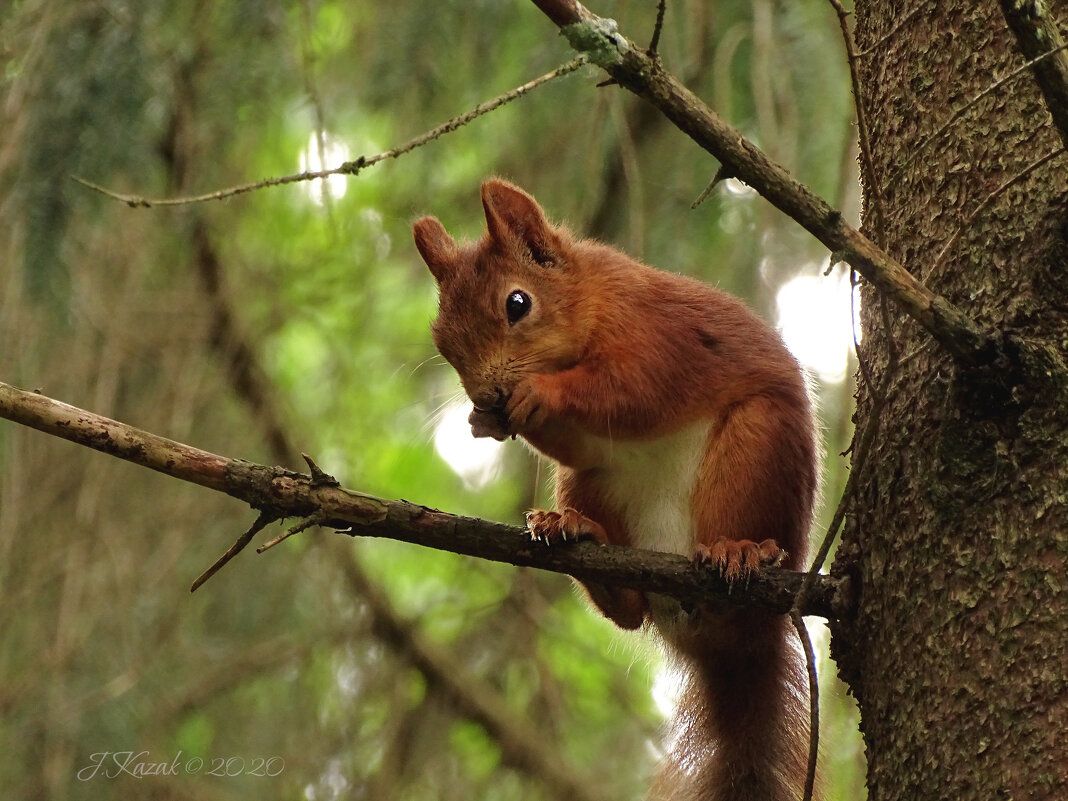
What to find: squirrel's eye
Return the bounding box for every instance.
[506,290,531,325]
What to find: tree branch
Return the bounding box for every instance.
[0,380,845,620]
[528,0,1000,367]
[999,0,1068,151]
[72,56,588,208]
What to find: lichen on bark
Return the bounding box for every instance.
[560,18,626,67]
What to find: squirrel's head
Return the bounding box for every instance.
[413,179,588,416]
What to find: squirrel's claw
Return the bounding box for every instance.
[694,538,785,583]
[526,507,609,546]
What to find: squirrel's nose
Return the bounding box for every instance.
[471,386,507,413]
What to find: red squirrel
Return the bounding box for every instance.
[414,179,818,801]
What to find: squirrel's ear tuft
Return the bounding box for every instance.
[481,179,558,265]
[413,216,457,283]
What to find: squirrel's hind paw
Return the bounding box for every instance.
[694,538,785,582]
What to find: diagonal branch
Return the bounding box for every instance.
[999,0,1068,151]
[528,0,1000,368]
[0,380,844,620]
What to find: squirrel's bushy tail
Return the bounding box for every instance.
[650,609,812,801]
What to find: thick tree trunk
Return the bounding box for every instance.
[834,2,1068,799]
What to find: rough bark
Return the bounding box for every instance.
[833,3,1068,800]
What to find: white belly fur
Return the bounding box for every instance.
[585,419,712,557]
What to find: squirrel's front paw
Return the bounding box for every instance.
[694,538,785,582]
[505,378,551,434]
[526,508,609,546]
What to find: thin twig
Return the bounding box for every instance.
[191,510,278,592]
[72,56,589,208]
[690,164,732,208]
[648,0,667,56]
[827,0,884,244]
[299,0,336,213]
[791,610,820,801]
[257,512,326,553]
[796,269,892,594]
[807,382,884,588]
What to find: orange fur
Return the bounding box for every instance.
[414,179,819,801]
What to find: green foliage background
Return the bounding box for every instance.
[1,1,864,799]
